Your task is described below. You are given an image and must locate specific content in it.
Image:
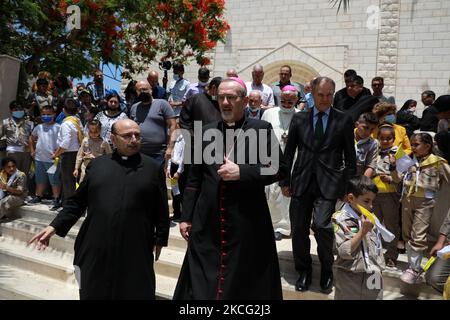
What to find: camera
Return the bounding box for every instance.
[159,60,172,71]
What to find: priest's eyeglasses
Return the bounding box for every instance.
[218,94,243,102]
[114,133,142,142]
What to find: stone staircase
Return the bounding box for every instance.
[0,202,443,300]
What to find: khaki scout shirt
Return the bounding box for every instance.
[0,117,34,151]
[333,204,385,273]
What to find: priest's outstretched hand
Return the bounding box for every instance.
[217,156,240,181]
[28,226,56,250]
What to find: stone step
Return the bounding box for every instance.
[0,263,176,300]
[0,232,185,285]
[0,265,78,300]
[0,237,76,285]
[0,205,443,300]
[18,203,85,229]
[0,219,77,254]
[275,235,442,300]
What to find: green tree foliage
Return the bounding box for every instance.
[0,0,229,78]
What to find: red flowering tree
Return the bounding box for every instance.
[124,0,229,76]
[0,0,229,79]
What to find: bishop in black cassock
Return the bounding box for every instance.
[174,78,286,300]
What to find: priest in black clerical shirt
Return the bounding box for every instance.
[29,119,169,300]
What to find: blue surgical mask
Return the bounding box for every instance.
[12,111,25,119]
[41,115,53,123]
[199,81,208,87]
[173,74,181,81]
[384,114,396,124]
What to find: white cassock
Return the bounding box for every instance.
[261,107,299,236]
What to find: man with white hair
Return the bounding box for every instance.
[244,90,265,119]
[245,64,275,108]
[262,86,300,241]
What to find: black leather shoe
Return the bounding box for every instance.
[320,271,333,293]
[295,269,312,292]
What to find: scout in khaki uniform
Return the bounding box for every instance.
[333,176,394,300]
[372,124,401,267]
[0,157,27,220]
[391,133,450,284]
[426,207,450,297]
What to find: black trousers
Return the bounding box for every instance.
[60,152,77,206]
[289,176,336,274]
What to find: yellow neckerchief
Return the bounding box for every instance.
[407,154,447,196]
[63,116,84,144]
[0,170,8,184]
[419,154,447,168]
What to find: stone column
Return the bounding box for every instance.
[376,0,400,97]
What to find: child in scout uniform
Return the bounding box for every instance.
[354,112,379,178]
[390,132,450,284]
[373,124,400,268]
[0,157,28,220]
[333,176,394,300]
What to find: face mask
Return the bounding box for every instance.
[41,115,53,123]
[211,95,217,101]
[280,106,295,114]
[384,114,396,124]
[199,81,208,87]
[12,111,25,119]
[138,92,151,103]
[173,74,181,81]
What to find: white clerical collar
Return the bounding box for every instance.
[121,156,128,160]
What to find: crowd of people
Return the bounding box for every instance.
[1,62,449,300]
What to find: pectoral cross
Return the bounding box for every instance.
[281,132,288,144]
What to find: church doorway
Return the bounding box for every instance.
[262,60,320,85]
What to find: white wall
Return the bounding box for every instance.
[128,0,450,113]
[0,55,21,121]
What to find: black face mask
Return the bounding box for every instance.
[138,92,151,103]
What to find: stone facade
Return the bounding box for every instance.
[128,0,450,113]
